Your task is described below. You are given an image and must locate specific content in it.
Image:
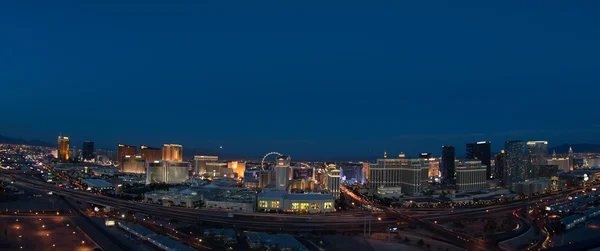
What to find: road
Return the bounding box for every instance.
[341,185,580,251]
[1,171,393,233]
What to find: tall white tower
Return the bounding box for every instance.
[326,164,341,199]
[275,156,291,191]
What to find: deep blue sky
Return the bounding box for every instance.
[1,1,599,159]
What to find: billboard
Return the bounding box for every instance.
[292,168,314,180]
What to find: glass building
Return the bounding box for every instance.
[504,140,528,185]
[466,141,492,179]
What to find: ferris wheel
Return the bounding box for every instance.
[261,152,283,170]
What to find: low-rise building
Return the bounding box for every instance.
[561,214,586,231]
[118,222,156,239]
[82,179,114,190]
[144,188,203,208]
[511,180,550,196]
[203,229,237,244]
[148,235,196,251]
[257,191,334,213]
[245,232,309,251]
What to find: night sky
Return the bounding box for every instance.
[1,1,599,159]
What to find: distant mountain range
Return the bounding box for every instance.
[182,148,262,161]
[0,134,53,147]
[549,144,600,154]
[2,133,600,159]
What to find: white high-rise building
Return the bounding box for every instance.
[456,160,487,192]
[369,158,429,196]
[325,164,341,199]
[399,159,429,196]
[275,156,291,191]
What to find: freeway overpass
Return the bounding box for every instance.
[2,171,393,233]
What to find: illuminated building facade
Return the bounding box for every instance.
[456,160,487,192]
[466,141,492,179]
[289,180,316,192]
[146,160,190,184]
[527,141,548,179]
[399,159,429,196]
[117,144,137,166]
[57,136,70,161]
[362,163,369,182]
[228,161,246,178]
[495,150,506,186]
[121,155,146,174]
[369,158,429,196]
[325,164,341,199]
[206,162,227,177]
[505,140,528,185]
[369,159,404,192]
[194,156,218,175]
[427,158,441,178]
[548,157,570,173]
[258,191,335,213]
[82,141,94,160]
[162,144,183,161]
[275,156,291,191]
[140,145,162,161]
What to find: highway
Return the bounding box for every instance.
[5,168,579,250]
[1,171,394,233]
[340,185,581,251]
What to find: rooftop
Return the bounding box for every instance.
[148,235,196,251]
[82,179,114,187]
[259,191,334,201]
[245,232,308,251]
[560,214,586,225]
[118,222,156,237]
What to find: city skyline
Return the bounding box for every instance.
[3,2,600,250]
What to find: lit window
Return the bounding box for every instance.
[259,201,268,208]
[291,203,300,210]
[324,202,332,209]
[271,201,280,208]
[311,203,319,209]
[300,203,309,210]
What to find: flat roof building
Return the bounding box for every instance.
[117,144,137,166]
[58,136,70,161]
[194,156,218,175]
[456,160,487,192]
[140,145,162,161]
[258,190,334,213]
[121,155,146,174]
[162,144,183,161]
